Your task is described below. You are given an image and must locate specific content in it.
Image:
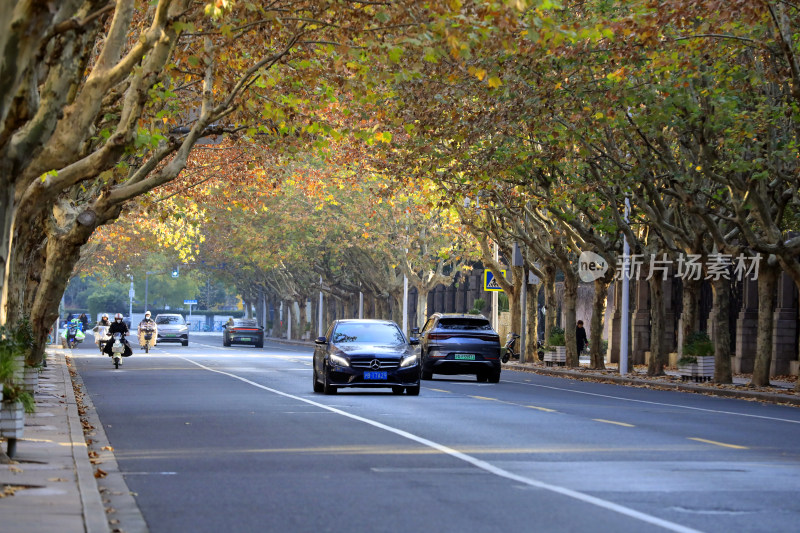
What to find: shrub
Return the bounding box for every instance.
[546,326,565,348]
[679,331,714,365]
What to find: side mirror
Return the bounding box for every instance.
[314,336,327,345]
[409,337,420,346]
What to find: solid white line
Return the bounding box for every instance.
[503,379,800,425]
[175,354,704,533]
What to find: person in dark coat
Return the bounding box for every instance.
[103,313,133,358]
[576,320,588,355]
[78,313,89,331]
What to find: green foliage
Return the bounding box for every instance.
[2,383,35,413]
[547,325,565,348]
[471,298,486,314]
[1,320,36,413]
[87,281,129,320]
[679,332,714,365]
[498,293,509,312]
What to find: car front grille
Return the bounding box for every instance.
[350,359,400,370]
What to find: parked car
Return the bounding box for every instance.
[223,319,264,348]
[312,319,421,395]
[418,313,501,382]
[155,313,189,346]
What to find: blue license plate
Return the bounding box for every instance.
[364,371,388,380]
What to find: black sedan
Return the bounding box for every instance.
[312,319,421,395]
[418,313,501,382]
[223,319,264,348]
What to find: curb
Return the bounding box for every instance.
[506,363,800,406]
[57,349,110,533]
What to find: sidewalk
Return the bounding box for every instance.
[0,348,109,533]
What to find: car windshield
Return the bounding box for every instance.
[234,320,258,327]
[437,318,493,331]
[332,323,405,345]
[156,316,184,325]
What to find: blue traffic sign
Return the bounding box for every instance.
[483,269,506,292]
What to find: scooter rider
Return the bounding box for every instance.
[138,311,157,349]
[103,313,133,358]
[95,314,111,328]
[93,314,112,350]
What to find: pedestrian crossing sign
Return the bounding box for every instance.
[483,269,506,292]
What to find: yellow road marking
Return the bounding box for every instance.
[470,395,498,401]
[688,438,748,450]
[526,405,557,413]
[593,418,635,428]
[428,388,451,393]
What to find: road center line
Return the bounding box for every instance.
[176,354,704,533]
[688,438,748,450]
[594,419,635,428]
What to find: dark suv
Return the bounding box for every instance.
[418,313,501,382]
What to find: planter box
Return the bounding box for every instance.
[678,356,714,382]
[22,367,39,394]
[545,348,566,366]
[0,401,25,439]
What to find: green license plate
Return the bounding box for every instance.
[240,337,251,342]
[454,354,475,360]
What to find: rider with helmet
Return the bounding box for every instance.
[138,311,158,350]
[92,313,112,351]
[103,313,133,358]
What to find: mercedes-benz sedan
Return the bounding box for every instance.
[312,319,421,395]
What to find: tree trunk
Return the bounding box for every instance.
[526,283,540,363]
[543,265,557,343]
[564,272,579,367]
[590,277,609,370]
[647,276,665,376]
[415,286,429,329]
[752,262,779,387]
[0,179,13,325]
[510,265,523,336]
[711,278,732,384]
[299,297,308,340]
[680,279,700,355]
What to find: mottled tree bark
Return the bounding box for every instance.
[752,262,779,387]
[680,279,700,354]
[525,283,540,363]
[590,277,610,370]
[564,271,579,367]
[647,276,665,376]
[711,278,732,384]
[543,265,557,344]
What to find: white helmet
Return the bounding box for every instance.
[145,311,151,318]
[115,313,123,321]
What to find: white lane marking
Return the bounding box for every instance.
[175,354,703,533]
[503,379,800,425]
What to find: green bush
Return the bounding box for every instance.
[546,326,565,348]
[0,320,36,413]
[679,331,714,365]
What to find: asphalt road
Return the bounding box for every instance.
[71,335,800,533]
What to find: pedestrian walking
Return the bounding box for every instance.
[576,320,588,355]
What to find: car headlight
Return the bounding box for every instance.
[329,352,350,367]
[400,353,419,368]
